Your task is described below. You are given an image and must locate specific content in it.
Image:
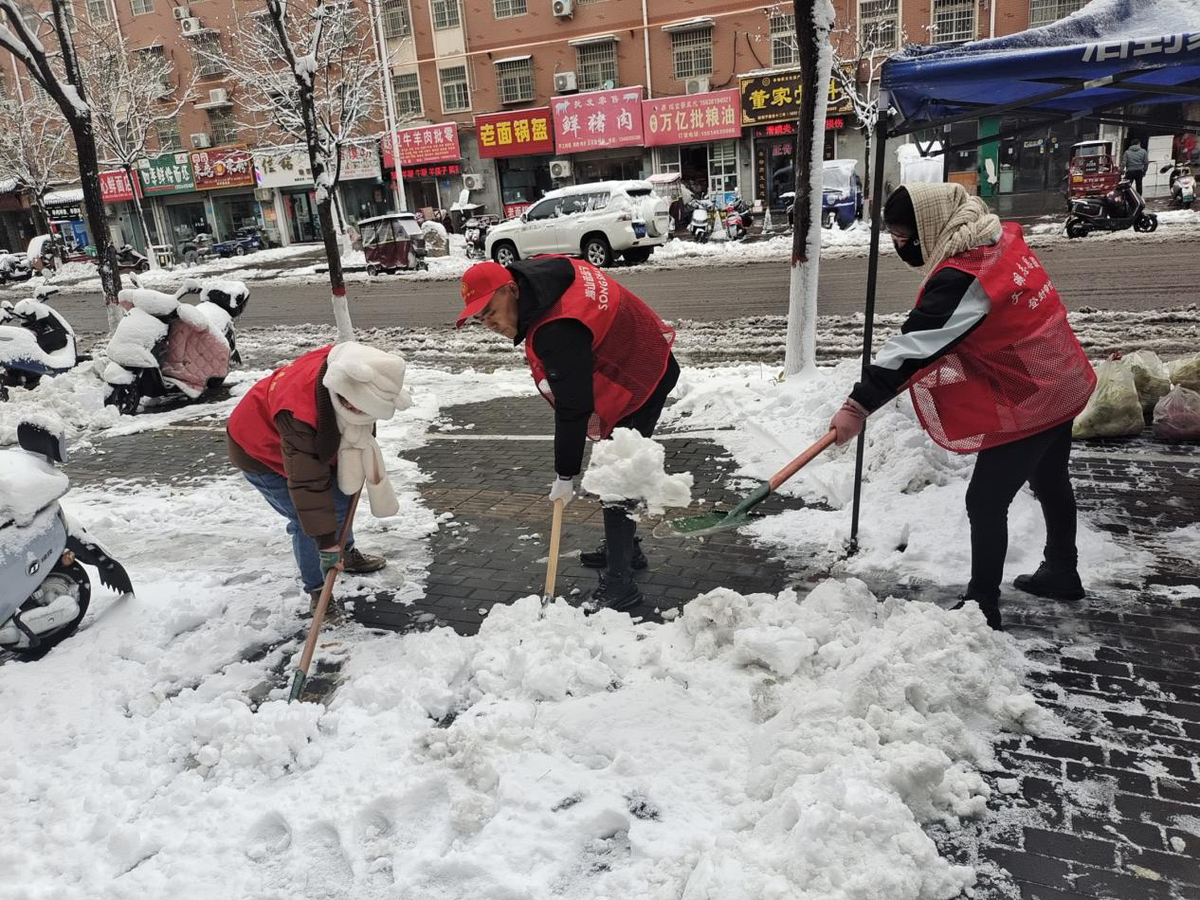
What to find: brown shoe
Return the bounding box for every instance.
[306,589,345,625]
[342,546,386,575]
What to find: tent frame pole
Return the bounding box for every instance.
[848,104,890,555]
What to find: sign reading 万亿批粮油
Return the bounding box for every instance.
[551,86,644,154]
[739,69,852,125]
[137,153,196,195]
[475,108,555,159]
[641,89,741,147]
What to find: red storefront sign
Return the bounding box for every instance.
[641,90,741,147]
[190,147,256,190]
[382,123,460,168]
[399,162,462,179]
[100,169,141,202]
[475,108,555,159]
[754,119,847,137]
[551,86,643,154]
[503,201,532,220]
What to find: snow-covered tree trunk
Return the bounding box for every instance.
[784,0,834,378]
[122,163,156,266]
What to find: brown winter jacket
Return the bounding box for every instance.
[227,361,343,547]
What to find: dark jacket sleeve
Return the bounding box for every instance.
[849,267,989,412]
[276,411,339,547]
[532,319,594,477]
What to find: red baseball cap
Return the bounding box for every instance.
[456,262,515,328]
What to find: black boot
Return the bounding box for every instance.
[584,506,644,613]
[951,593,1003,631]
[1013,561,1085,602]
[579,536,648,570]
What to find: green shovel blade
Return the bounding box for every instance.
[288,670,307,703]
[659,483,771,537]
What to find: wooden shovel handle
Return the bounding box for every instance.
[767,430,837,492]
[543,498,564,600]
[296,490,360,678]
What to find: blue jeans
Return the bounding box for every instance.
[244,471,354,592]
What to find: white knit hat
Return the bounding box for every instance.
[322,342,411,421]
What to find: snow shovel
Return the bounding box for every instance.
[289,490,361,703]
[541,497,564,604]
[659,429,837,537]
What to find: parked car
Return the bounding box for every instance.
[213,227,268,258]
[485,180,672,268]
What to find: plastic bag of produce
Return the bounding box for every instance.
[1152,386,1200,441]
[1168,353,1200,393]
[1072,358,1144,439]
[1125,349,1171,411]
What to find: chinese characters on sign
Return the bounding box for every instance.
[503,201,532,220]
[552,86,644,154]
[190,147,255,190]
[99,170,140,203]
[340,144,382,181]
[382,123,461,168]
[254,150,313,189]
[475,108,555,159]
[136,153,196,195]
[400,163,462,179]
[754,118,846,138]
[738,69,852,125]
[641,89,741,147]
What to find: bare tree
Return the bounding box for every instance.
[216,0,386,340]
[0,93,75,233]
[0,0,123,330]
[79,28,198,268]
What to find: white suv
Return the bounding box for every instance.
[485,180,672,268]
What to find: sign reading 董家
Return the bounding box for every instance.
[738,69,852,125]
[137,153,196,195]
[475,108,555,159]
[641,89,741,147]
[552,86,644,154]
[382,123,461,168]
[190,147,255,190]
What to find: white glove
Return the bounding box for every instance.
[548,476,574,507]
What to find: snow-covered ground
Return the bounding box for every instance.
[0,343,1157,898]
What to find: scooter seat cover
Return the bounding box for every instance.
[160,319,230,398]
[908,222,1096,453]
[228,345,332,474]
[525,258,675,441]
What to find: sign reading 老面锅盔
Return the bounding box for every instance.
[552,86,644,153]
[739,69,852,125]
[190,147,255,190]
[475,108,555,159]
[137,153,196,195]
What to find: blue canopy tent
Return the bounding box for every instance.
[846,0,1200,549]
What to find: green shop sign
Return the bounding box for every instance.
[136,152,196,195]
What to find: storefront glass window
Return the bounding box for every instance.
[708,140,738,195]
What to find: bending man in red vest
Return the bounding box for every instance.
[829,183,1096,631]
[227,342,411,621]
[456,257,679,613]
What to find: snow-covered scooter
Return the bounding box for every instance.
[689,200,713,243]
[1161,161,1196,208]
[103,278,249,415]
[0,284,79,400]
[0,420,133,660]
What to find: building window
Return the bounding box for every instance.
[1028,0,1087,27]
[439,64,470,113]
[392,72,422,118]
[709,140,738,194]
[432,0,459,29]
[382,0,411,37]
[671,27,713,81]
[130,0,152,14]
[208,108,238,145]
[576,40,617,91]
[493,0,525,19]
[191,33,226,78]
[156,118,181,151]
[87,0,110,23]
[858,0,899,50]
[770,14,796,67]
[495,57,533,105]
[931,0,975,44]
[135,45,173,92]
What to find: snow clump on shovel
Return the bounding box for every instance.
[582,427,693,515]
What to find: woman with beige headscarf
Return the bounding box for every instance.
[828,183,1096,631]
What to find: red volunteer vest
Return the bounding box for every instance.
[525,258,675,440]
[227,344,333,474]
[908,223,1096,453]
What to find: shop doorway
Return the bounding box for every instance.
[166,201,211,251]
[284,190,320,243]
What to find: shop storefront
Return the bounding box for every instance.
[0,188,34,250]
[191,147,259,241]
[136,152,204,255]
[381,123,462,212]
[551,86,646,183]
[751,122,842,210]
[255,149,316,244]
[475,107,556,219]
[43,190,90,254]
[337,144,390,224]
[100,169,151,251]
[643,89,743,201]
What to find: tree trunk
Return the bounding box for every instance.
[316,192,353,341]
[30,194,50,235]
[123,162,157,269]
[784,0,833,377]
[863,128,873,215]
[71,119,123,332]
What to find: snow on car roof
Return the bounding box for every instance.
[541,180,653,200]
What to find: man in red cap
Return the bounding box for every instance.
[457,257,679,613]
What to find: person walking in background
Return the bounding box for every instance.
[1122,138,1149,196]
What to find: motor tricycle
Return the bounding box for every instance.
[361,213,429,275]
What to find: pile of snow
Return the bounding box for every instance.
[581,427,693,514]
[0,448,68,524]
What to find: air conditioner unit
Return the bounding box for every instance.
[684,76,710,95]
[208,88,227,104]
[552,0,573,16]
[190,132,211,148]
[549,159,571,180]
[180,16,203,35]
[462,173,484,191]
[171,5,191,19]
[553,71,578,94]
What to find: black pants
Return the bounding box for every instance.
[1127,170,1145,197]
[965,420,1077,601]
